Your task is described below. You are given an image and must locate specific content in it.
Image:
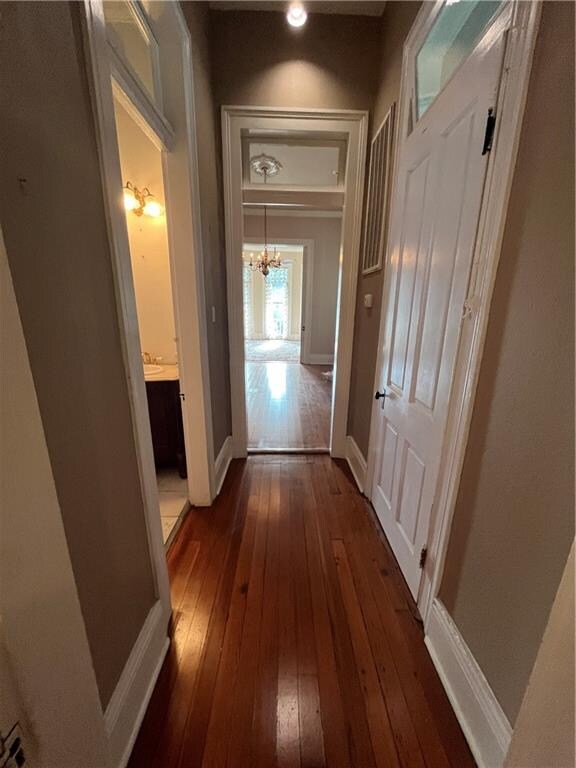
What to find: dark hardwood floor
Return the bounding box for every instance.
[246,362,332,451]
[128,456,475,768]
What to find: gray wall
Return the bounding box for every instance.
[0,2,156,707]
[440,1,575,724]
[209,9,381,111]
[347,1,422,457]
[182,3,232,457]
[1,231,110,768]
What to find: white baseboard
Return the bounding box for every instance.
[425,599,512,768]
[214,435,233,498]
[305,353,334,365]
[105,601,169,768]
[345,435,367,494]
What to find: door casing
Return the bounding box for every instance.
[83,0,217,627]
[222,108,368,458]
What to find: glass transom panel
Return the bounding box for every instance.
[104,1,157,102]
[416,0,502,119]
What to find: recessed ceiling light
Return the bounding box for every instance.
[287,3,307,27]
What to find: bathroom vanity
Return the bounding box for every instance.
[144,364,187,478]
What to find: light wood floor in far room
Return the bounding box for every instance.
[246,361,332,451]
[128,456,474,768]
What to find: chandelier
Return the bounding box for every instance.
[247,206,282,277]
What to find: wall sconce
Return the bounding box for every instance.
[123,181,163,218]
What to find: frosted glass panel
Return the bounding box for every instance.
[416,0,501,118]
[104,1,156,102]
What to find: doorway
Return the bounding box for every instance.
[366,0,539,617]
[222,110,368,457]
[112,95,189,547]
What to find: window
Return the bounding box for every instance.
[362,105,395,274]
[416,0,502,119]
[264,266,290,340]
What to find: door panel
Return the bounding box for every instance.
[372,25,506,599]
[376,421,398,511]
[389,155,431,392]
[412,106,477,411]
[396,444,426,548]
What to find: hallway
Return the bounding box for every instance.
[128,456,474,768]
[246,363,332,451]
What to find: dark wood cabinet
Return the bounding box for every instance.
[145,379,187,478]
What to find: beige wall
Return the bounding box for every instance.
[244,214,341,358]
[182,2,232,457]
[0,2,156,706]
[210,9,381,111]
[440,1,575,724]
[114,99,178,364]
[504,542,575,768]
[348,1,422,457]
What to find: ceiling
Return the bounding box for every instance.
[209,1,386,16]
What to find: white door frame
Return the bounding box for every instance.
[82,0,215,617]
[223,107,368,457]
[365,0,542,625]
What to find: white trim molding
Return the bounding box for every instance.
[345,436,367,494]
[307,353,335,366]
[82,0,171,617]
[214,435,233,497]
[222,106,368,459]
[425,600,512,768]
[105,601,169,768]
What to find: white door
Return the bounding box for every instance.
[371,4,506,599]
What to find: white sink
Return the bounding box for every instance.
[144,364,164,375]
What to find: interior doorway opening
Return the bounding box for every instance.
[112,94,189,547]
[222,108,367,458]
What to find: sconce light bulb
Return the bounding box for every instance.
[143,199,163,218]
[123,189,139,211]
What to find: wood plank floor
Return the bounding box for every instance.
[246,362,332,451]
[129,456,475,768]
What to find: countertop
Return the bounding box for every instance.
[144,363,179,382]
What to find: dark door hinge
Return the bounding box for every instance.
[419,546,428,569]
[482,108,496,155]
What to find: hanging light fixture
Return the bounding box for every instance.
[123,181,163,218]
[247,206,282,277]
